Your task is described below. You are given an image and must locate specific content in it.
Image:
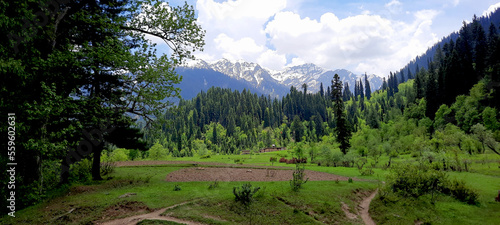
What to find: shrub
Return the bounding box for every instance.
[270,157,277,166]
[442,179,479,205]
[200,154,211,159]
[70,159,92,183]
[208,180,219,189]
[100,160,116,176]
[290,163,308,191]
[360,168,374,176]
[386,164,446,198]
[148,142,167,160]
[386,163,479,204]
[110,148,129,161]
[233,183,260,206]
[173,185,181,191]
[279,157,287,163]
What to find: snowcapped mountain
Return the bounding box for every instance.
[179,59,383,99]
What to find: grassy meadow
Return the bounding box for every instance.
[1,150,499,225]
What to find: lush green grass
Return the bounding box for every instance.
[161,180,376,225]
[0,163,376,225]
[1,150,499,225]
[370,163,500,225]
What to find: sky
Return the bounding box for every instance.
[163,0,500,76]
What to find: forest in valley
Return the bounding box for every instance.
[140,16,500,165]
[2,0,500,223]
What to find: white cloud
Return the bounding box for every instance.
[385,0,403,15]
[194,0,441,76]
[263,9,439,75]
[257,50,287,71]
[195,0,286,64]
[483,2,500,17]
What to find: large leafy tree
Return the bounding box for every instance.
[0,0,204,208]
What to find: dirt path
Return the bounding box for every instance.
[359,188,378,225]
[98,201,205,225]
[340,189,378,225]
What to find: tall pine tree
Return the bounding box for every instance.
[331,74,352,154]
[364,73,372,100]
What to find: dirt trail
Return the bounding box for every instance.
[98,201,205,225]
[359,188,378,225]
[340,188,378,225]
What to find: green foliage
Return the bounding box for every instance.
[384,163,479,204]
[148,142,168,160]
[331,74,352,154]
[233,183,260,206]
[290,163,309,191]
[441,179,479,205]
[174,185,182,191]
[69,159,92,183]
[208,180,219,190]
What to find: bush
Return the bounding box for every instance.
[386,164,446,198]
[270,157,277,165]
[385,163,479,204]
[70,159,92,183]
[233,183,260,206]
[173,184,181,191]
[100,160,116,176]
[148,142,167,160]
[279,157,287,163]
[290,163,308,191]
[442,179,479,205]
[110,148,129,161]
[208,180,219,189]
[200,154,211,159]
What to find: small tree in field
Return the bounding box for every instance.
[290,143,308,191]
[270,157,277,166]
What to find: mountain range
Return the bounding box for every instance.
[175,59,383,100]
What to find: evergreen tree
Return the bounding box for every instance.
[291,115,304,142]
[331,74,352,154]
[407,67,413,80]
[319,82,325,98]
[212,123,218,145]
[343,82,352,101]
[364,73,372,100]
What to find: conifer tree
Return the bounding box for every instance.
[364,73,372,100]
[331,74,351,154]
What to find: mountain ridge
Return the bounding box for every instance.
[179,58,383,99]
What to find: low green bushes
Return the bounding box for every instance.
[383,163,479,205]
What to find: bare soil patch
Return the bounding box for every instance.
[101,201,152,220]
[165,167,360,182]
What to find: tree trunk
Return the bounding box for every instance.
[92,145,104,180]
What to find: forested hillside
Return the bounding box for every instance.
[142,15,500,163]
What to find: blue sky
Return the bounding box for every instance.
[164,0,500,75]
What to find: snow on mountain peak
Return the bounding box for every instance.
[184,59,382,93]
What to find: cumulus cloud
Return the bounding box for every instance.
[483,2,500,17]
[195,0,440,75]
[264,9,439,75]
